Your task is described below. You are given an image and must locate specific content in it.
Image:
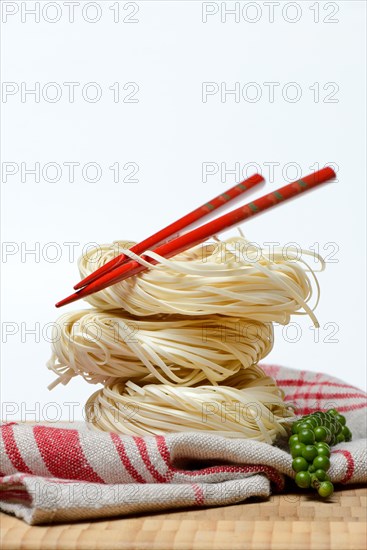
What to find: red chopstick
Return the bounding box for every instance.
[74,174,264,290]
[56,167,335,308]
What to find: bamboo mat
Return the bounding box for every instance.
[1,485,366,550]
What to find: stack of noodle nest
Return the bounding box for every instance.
[47,236,323,443]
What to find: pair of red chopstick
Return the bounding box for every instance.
[56,167,336,308]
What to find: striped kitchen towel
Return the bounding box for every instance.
[1,365,366,525]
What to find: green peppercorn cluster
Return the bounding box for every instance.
[288,409,352,498]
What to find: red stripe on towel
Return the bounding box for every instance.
[33,426,104,483]
[192,483,205,505]
[1,425,33,475]
[277,379,359,389]
[134,436,168,483]
[332,450,355,483]
[155,435,284,490]
[294,402,367,415]
[283,392,366,400]
[110,433,146,483]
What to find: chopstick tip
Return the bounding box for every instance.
[317,166,336,180]
[55,291,80,308]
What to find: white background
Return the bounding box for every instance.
[1,0,366,422]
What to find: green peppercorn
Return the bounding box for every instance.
[304,417,318,428]
[292,457,309,472]
[318,481,334,498]
[289,434,299,446]
[298,429,315,445]
[317,446,330,458]
[291,442,306,458]
[298,422,312,432]
[314,469,328,481]
[313,455,330,471]
[335,414,346,426]
[314,426,328,442]
[342,426,352,442]
[295,471,311,489]
[316,442,330,451]
[302,445,318,462]
[291,421,302,434]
